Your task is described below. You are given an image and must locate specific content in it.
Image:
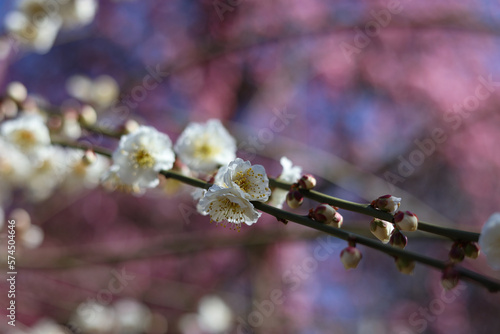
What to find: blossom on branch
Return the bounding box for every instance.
[174,119,237,173]
[0,113,50,153]
[111,126,175,189]
[64,148,109,192]
[197,185,261,230]
[214,158,271,202]
[267,156,302,208]
[26,146,69,201]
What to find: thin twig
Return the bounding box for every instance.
[269,178,480,242]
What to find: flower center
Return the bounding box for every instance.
[207,197,243,231]
[234,172,252,193]
[132,148,155,168]
[193,138,220,160]
[13,129,36,148]
[73,162,87,176]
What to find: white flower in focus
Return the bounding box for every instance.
[214,158,271,202]
[25,146,69,201]
[192,187,207,202]
[63,149,109,192]
[174,119,236,173]
[197,185,261,229]
[1,113,50,153]
[112,126,175,188]
[479,213,500,270]
[268,156,302,208]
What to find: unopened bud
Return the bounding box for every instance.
[394,211,418,232]
[82,150,97,165]
[395,257,415,275]
[340,246,362,270]
[389,230,408,249]
[123,119,140,134]
[332,211,343,228]
[79,105,97,126]
[369,218,394,243]
[0,98,18,119]
[464,242,480,259]
[449,243,465,263]
[312,204,336,223]
[62,110,82,139]
[6,81,27,103]
[371,194,401,214]
[286,190,303,209]
[441,267,459,290]
[298,174,316,190]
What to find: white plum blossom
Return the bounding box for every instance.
[268,156,302,208]
[174,119,236,173]
[0,113,50,153]
[63,149,109,192]
[197,185,261,230]
[214,158,271,202]
[0,138,32,187]
[25,146,69,201]
[4,6,62,54]
[479,213,500,270]
[111,126,175,189]
[5,0,98,54]
[101,165,144,195]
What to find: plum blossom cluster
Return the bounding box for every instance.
[0,112,109,206]
[107,119,237,191]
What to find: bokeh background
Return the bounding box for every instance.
[1,0,500,333]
